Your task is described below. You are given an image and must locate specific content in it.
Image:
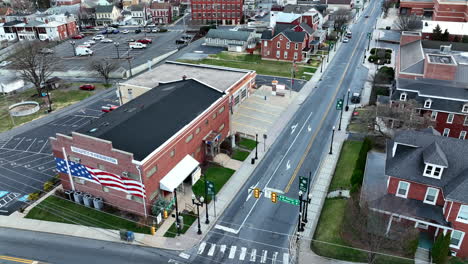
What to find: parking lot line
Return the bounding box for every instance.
[12,137,25,150]
[12,154,52,168]
[239,105,280,116]
[235,113,273,124]
[24,138,36,152]
[248,98,287,109]
[69,117,87,126]
[9,153,42,163]
[40,164,56,172]
[232,121,267,133]
[38,139,49,153]
[0,138,12,149]
[72,114,100,119]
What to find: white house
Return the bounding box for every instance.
[0,75,25,94]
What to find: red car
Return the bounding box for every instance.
[137,38,152,44]
[85,25,94,29]
[72,34,84,39]
[101,105,119,113]
[79,84,95,90]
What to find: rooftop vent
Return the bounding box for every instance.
[440,44,452,53]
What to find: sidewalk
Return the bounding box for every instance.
[0,30,346,252]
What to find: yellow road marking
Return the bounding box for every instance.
[234,113,273,124]
[284,24,368,193]
[0,255,34,264]
[247,98,286,110]
[239,105,280,116]
[232,121,267,132]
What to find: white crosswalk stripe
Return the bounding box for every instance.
[228,246,237,259]
[260,250,268,263]
[207,244,216,256]
[239,247,247,261]
[197,242,206,255]
[250,249,257,262]
[283,253,289,264]
[272,252,278,263]
[220,245,227,255]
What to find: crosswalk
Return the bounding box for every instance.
[197,242,289,263]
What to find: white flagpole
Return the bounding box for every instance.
[136,165,147,218]
[62,147,75,191]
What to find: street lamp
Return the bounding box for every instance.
[204,174,209,224]
[192,194,204,235]
[338,94,344,131]
[70,41,76,56]
[298,191,305,232]
[345,89,350,112]
[329,126,335,155]
[255,133,258,160]
[320,56,324,73]
[174,188,181,236]
[302,171,312,224]
[114,42,120,59]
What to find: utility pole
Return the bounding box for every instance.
[174,188,180,236]
[329,126,335,155]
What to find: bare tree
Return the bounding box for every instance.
[12,41,55,96]
[333,9,352,31]
[10,0,35,12]
[394,14,422,31]
[342,193,419,264]
[90,60,118,84]
[381,0,392,17]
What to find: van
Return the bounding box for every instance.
[76,46,93,56]
[345,31,352,38]
[129,42,147,49]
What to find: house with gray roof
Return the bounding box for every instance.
[95,5,120,25]
[366,129,468,258]
[205,29,257,52]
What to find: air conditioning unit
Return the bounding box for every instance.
[122,171,129,177]
[440,45,452,53]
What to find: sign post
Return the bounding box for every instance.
[207,181,216,217]
[278,195,300,206]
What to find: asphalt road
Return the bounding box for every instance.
[187,2,380,263]
[0,228,186,264]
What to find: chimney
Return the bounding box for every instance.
[182,75,187,80]
[45,19,49,24]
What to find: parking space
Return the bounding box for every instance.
[232,85,298,136]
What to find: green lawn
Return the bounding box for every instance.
[192,166,236,202]
[163,212,197,237]
[328,141,363,191]
[232,149,250,161]
[25,196,151,234]
[178,52,312,80]
[238,138,257,150]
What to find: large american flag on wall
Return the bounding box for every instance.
[55,157,146,198]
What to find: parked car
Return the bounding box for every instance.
[85,25,94,29]
[79,84,95,91]
[76,47,93,56]
[135,29,141,34]
[112,30,120,34]
[101,38,113,43]
[39,48,54,54]
[72,34,84,39]
[129,42,147,49]
[79,43,91,48]
[110,24,120,28]
[345,31,352,38]
[0,61,12,67]
[343,37,349,43]
[93,35,105,40]
[351,92,361,104]
[175,39,188,44]
[101,105,118,113]
[151,28,159,33]
[122,29,129,34]
[127,38,136,42]
[137,38,152,44]
[181,34,192,40]
[364,15,369,18]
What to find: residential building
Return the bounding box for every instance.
[0,20,21,41]
[400,0,468,21]
[122,0,139,9]
[368,130,468,258]
[53,0,81,6]
[150,2,172,24]
[95,5,120,25]
[78,7,96,26]
[421,20,468,41]
[51,79,230,216]
[130,4,146,25]
[190,0,243,25]
[0,75,24,94]
[0,7,14,23]
[205,28,257,52]
[282,5,323,30]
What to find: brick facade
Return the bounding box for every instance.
[191,0,243,25]
[430,111,468,139]
[261,33,307,62]
[400,0,468,21]
[55,0,81,5]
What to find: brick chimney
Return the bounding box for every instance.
[400,31,422,46]
[45,19,49,24]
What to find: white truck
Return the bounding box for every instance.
[129,42,147,49]
[76,46,93,56]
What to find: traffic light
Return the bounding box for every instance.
[271,192,277,203]
[163,210,168,219]
[253,188,260,198]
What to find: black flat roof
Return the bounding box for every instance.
[77,79,224,161]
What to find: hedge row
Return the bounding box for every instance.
[350,137,373,193]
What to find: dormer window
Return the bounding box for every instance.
[423,164,443,179]
[400,93,407,101]
[424,99,432,109]
[462,104,468,113]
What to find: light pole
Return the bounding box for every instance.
[127,57,133,77]
[174,188,181,236]
[114,42,120,59]
[303,171,312,223]
[345,89,350,111]
[329,126,335,155]
[338,94,344,131]
[204,174,209,224]
[320,56,323,73]
[255,133,258,160]
[298,191,304,232]
[192,194,204,235]
[70,41,76,56]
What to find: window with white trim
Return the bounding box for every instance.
[462,104,468,113]
[423,164,443,179]
[443,128,450,137]
[447,113,454,124]
[264,41,267,47]
[218,106,225,114]
[396,181,410,198]
[277,41,280,48]
[286,42,290,49]
[456,205,468,223]
[431,111,438,121]
[424,99,432,108]
[450,230,465,249]
[423,187,439,205]
[219,123,225,131]
[284,51,288,59]
[400,93,407,101]
[185,133,193,143]
[464,116,468,126]
[460,131,466,140]
[170,149,175,157]
[196,127,201,134]
[146,165,157,178]
[276,50,280,58]
[280,35,283,40]
[294,52,298,60]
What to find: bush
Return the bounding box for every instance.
[43,181,54,192]
[385,53,391,59]
[350,138,373,188]
[370,48,376,55]
[368,55,377,62]
[385,49,392,54]
[28,192,41,201]
[151,197,169,217]
[432,232,451,264]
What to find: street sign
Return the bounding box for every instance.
[336,99,344,110]
[207,181,215,195]
[278,195,300,206]
[299,176,309,193]
[367,32,372,39]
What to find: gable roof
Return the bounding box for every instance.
[95,5,115,13]
[422,142,448,167]
[296,22,314,35]
[280,30,306,42]
[130,4,144,11]
[151,2,171,9]
[282,4,315,14]
[386,130,468,204]
[399,40,424,74]
[206,29,252,42]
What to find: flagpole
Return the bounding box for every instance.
[62,147,75,191]
[136,165,147,218]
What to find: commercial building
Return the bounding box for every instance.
[51,79,230,216]
[400,0,468,22]
[205,28,257,52]
[421,20,468,41]
[190,0,243,25]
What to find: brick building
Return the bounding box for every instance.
[400,0,468,21]
[421,20,468,41]
[190,0,243,25]
[51,79,230,216]
[54,0,81,6]
[369,130,468,258]
[150,2,172,24]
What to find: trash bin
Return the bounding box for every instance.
[83,194,93,207]
[251,158,255,165]
[65,190,74,200]
[93,197,103,210]
[126,231,135,242]
[73,191,83,204]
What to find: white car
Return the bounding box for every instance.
[0,61,12,67]
[86,40,96,44]
[151,28,159,33]
[101,38,113,43]
[93,35,105,40]
[122,29,129,34]
[343,37,349,43]
[80,43,91,48]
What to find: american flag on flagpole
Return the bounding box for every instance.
[55,157,146,198]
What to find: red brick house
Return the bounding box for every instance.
[370,130,468,258]
[400,0,468,21]
[190,0,243,25]
[54,0,81,6]
[51,79,230,216]
[150,2,172,24]
[261,23,315,62]
[0,7,14,23]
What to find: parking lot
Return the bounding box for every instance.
[0,91,118,215]
[51,29,184,73]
